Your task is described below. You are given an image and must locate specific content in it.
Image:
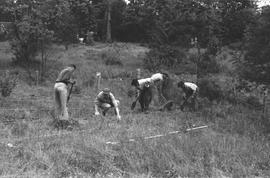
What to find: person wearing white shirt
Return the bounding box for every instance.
[177,81,198,111]
[131,72,169,103]
[131,73,168,89]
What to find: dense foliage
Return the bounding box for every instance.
[0,0,269,84]
[242,6,270,84]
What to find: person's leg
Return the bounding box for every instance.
[101,103,111,116]
[59,84,69,120]
[181,97,189,111]
[158,81,167,104]
[191,92,198,111]
[54,84,61,120]
[138,93,145,112]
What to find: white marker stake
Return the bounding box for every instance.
[136,68,141,97]
[96,72,101,92]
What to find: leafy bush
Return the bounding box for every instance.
[198,78,223,102]
[242,7,270,84]
[144,45,186,71]
[11,16,53,64]
[105,57,123,66]
[246,95,262,109]
[198,53,220,76]
[0,71,18,97]
[100,51,123,66]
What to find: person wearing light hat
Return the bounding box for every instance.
[94,88,121,120]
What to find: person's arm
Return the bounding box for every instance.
[56,67,74,83]
[94,104,100,115]
[110,93,121,119]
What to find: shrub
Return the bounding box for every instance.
[11,17,53,65]
[144,45,186,72]
[198,78,223,102]
[245,95,263,109]
[101,51,123,66]
[0,71,18,97]
[105,57,123,66]
[198,53,220,76]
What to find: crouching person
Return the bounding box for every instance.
[54,64,76,121]
[94,88,121,120]
[177,81,198,111]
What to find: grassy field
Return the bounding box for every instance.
[0,42,269,178]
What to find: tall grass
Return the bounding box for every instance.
[0,43,269,177]
[0,98,269,177]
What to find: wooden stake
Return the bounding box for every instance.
[136,68,141,97]
[96,72,101,93]
[136,68,141,79]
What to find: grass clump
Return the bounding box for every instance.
[101,51,123,66]
[0,71,18,97]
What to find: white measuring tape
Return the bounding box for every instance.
[105,125,209,145]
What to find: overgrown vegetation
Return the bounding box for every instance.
[0,70,17,97]
[0,0,269,177]
[144,45,186,72]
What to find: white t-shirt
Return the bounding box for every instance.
[137,73,165,89]
[150,73,163,82]
[138,78,152,88]
[184,82,198,91]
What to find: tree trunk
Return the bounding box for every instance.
[106,0,112,43]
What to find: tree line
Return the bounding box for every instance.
[0,0,269,84]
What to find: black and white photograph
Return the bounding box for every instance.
[0,0,270,177]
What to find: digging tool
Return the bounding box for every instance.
[67,81,75,103]
[131,87,142,110]
[131,95,140,110]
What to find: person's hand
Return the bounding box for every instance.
[95,111,100,116]
[71,80,76,85]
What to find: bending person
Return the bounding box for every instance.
[131,72,169,103]
[94,88,121,120]
[177,81,198,111]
